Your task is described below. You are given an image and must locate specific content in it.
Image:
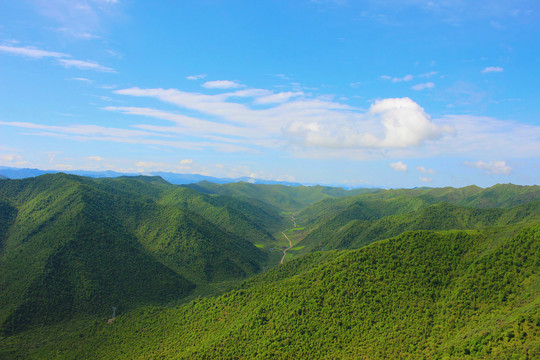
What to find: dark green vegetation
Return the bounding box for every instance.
[0,175,538,359]
[0,174,279,335]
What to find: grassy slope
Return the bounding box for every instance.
[5,225,538,359]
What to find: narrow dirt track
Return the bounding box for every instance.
[280,215,295,265]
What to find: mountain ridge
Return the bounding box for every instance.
[0,173,538,358]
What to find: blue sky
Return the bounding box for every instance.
[0,0,539,188]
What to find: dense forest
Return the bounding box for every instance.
[0,174,538,358]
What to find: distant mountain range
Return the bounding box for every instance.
[0,166,302,186]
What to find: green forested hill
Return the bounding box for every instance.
[5,225,537,359]
[185,181,377,211]
[363,183,540,209]
[0,176,538,359]
[96,176,285,243]
[0,174,268,335]
[300,183,539,221]
[290,184,540,254]
[296,201,540,253]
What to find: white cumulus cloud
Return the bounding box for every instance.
[390,161,408,172]
[417,166,435,174]
[369,97,453,148]
[283,97,453,149]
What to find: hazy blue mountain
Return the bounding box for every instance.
[0,166,302,186]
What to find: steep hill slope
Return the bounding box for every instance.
[97,176,284,244]
[0,177,194,335]
[0,174,267,334]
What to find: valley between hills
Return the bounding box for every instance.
[0,173,538,359]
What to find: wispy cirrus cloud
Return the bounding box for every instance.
[202,80,243,89]
[412,82,434,91]
[464,160,512,175]
[0,44,67,58]
[381,74,414,83]
[0,121,152,138]
[0,120,250,152]
[28,0,121,39]
[186,74,207,80]
[419,71,438,78]
[254,91,304,104]
[434,115,540,158]
[72,77,92,82]
[103,106,260,139]
[59,59,115,72]
[482,66,504,73]
[0,43,116,72]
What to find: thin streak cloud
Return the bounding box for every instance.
[0,44,67,58]
[58,59,115,72]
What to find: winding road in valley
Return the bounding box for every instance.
[280,214,296,265]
